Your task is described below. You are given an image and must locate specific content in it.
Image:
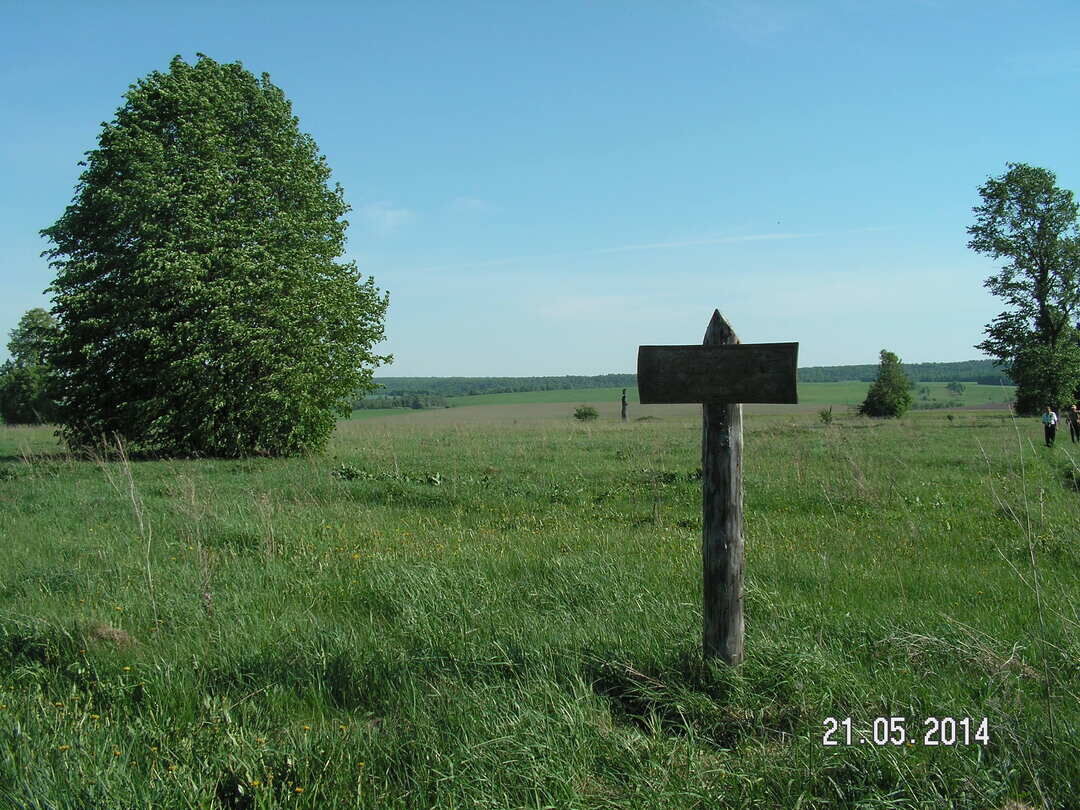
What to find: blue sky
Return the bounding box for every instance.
[3,0,1079,375]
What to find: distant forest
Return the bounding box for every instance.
[797,359,1011,385]
[360,361,1010,403]
[366,374,638,401]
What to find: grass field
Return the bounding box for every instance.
[437,381,1016,409]
[0,400,1075,808]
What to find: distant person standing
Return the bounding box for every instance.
[1042,405,1059,447]
[1070,405,1080,443]
[621,388,628,422]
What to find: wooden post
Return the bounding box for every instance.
[636,310,798,665]
[701,312,743,664]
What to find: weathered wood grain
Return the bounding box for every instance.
[636,343,798,404]
[700,311,745,665]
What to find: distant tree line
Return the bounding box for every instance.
[358,365,1009,405]
[369,374,638,399]
[797,359,1011,385]
[352,394,448,410]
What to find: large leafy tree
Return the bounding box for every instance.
[858,350,912,418]
[0,308,60,424]
[969,163,1080,414]
[41,54,389,456]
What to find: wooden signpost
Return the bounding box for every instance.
[638,311,798,665]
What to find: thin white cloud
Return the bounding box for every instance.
[404,227,890,274]
[587,231,818,255]
[703,0,807,41]
[358,201,415,234]
[447,196,497,214]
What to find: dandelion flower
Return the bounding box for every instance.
[58,745,71,751]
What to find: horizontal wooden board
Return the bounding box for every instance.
[637,343,799,404]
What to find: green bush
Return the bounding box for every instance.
[573,406,598,422]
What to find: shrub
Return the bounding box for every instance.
[573,406,599,422]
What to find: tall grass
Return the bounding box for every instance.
[0,407,1075,808]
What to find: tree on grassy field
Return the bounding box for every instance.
[0,308,59,424]
[858,350,912,417]
[969,163,1080,414]
[40,54,389,456]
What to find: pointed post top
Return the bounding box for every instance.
[703,310,740,346]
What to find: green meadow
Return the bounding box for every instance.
[438,382,1015,409]
[0,395,1076,808]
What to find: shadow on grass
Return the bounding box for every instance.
[582,647,808,751]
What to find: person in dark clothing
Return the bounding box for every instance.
[1069,405,1080,443]
[1042,405,1059,447]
